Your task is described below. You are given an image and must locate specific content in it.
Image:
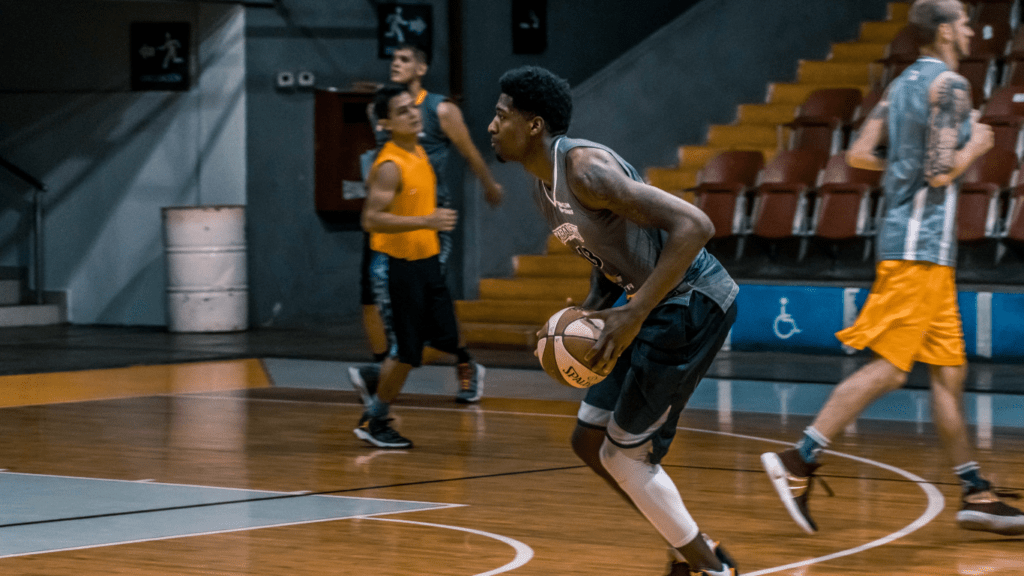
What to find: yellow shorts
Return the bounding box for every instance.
[836,260,966,372]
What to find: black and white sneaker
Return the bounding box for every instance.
[762,448,832,534]
[957,485,1024,535]
[353,414,412,449]
[455,361,485,404]
[666,535,739,576]
[347,364,380,406]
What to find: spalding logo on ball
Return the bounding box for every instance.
[536,307,614,388]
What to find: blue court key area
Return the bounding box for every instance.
[0,472,456,558]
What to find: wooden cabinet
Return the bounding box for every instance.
[313,89,375,221]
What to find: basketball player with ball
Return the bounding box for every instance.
[489,66,739,576]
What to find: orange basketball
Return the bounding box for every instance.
[536,307,613,388]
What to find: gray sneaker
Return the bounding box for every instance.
[455,362,485,403]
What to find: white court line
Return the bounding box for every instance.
[678,427,945,576]
[367,517,534,576]
[0,470,458,508]
[341,405,945,575]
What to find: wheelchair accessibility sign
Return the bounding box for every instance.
[773,298,801,339]
[730,285,850,353]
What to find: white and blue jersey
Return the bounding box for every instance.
[877,57,973,266]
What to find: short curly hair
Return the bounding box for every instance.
[498,66,572,136]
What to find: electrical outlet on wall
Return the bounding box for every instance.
[297,71,315,88]
[276,71,294,88]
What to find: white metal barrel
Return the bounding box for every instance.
[162,205,248,332]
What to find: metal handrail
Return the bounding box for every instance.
[0,156,47,305]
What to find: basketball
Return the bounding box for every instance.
[536,307,613,388]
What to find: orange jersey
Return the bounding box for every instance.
[368,141,440,260]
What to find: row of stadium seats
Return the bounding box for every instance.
[689,147,1024,264]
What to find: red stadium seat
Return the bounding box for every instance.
[749,149,829,240]
[811,154,883,242]
[690,150,765,240]
[782,88,863,153]
[958,148,1018,241]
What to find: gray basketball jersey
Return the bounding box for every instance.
[877,57,972,266]
[534,136,737,311]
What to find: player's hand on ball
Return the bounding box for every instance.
[583,305,644,376]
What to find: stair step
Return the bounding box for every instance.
[478,277,591,301]
[736,103,797,125]
[456,299,567,324]
[0,279,20,306]
[859,20,905,43]
[706,124,778,148]
[888,1,910,22]
[797,60,873,85]
[513,255,591,277]
[0,304,63,327]
[678,145,777,170]
[646,166,698,192]
[828,41,888,63]
[546,234,573,255]
[460,322,539,348]
[768,82,868,106]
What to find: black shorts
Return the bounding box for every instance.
[577,292,737,464]
[360,233,375,306]
[370,252,461,367]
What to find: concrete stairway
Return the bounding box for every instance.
[457,236,589,348]
[645,1,909,196]
[0,267,64,327]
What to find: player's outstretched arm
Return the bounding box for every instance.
[361,161,458,233]
[564,147,714,374]
[437,101,504,207]
[924,72,993,188]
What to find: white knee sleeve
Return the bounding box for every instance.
[599,438,700,547]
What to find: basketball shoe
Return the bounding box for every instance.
[957,484,1024,535]
[347,364,380,406]
[761,448,832,534]
[665,535,739,576]
[455,361,485,403]
[354,414,412,449]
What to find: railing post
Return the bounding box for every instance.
[33,188,43,305]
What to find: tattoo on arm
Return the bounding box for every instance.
[925,74,972,180]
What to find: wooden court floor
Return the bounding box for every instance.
[0,360,1022,575]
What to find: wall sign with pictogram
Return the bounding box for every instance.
[131,22,191,91]
[377,3,432,60]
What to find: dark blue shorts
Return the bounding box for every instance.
[577,292,737,464]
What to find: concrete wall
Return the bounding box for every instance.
[0,0,246,324]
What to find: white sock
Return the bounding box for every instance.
[599,438,700,547]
